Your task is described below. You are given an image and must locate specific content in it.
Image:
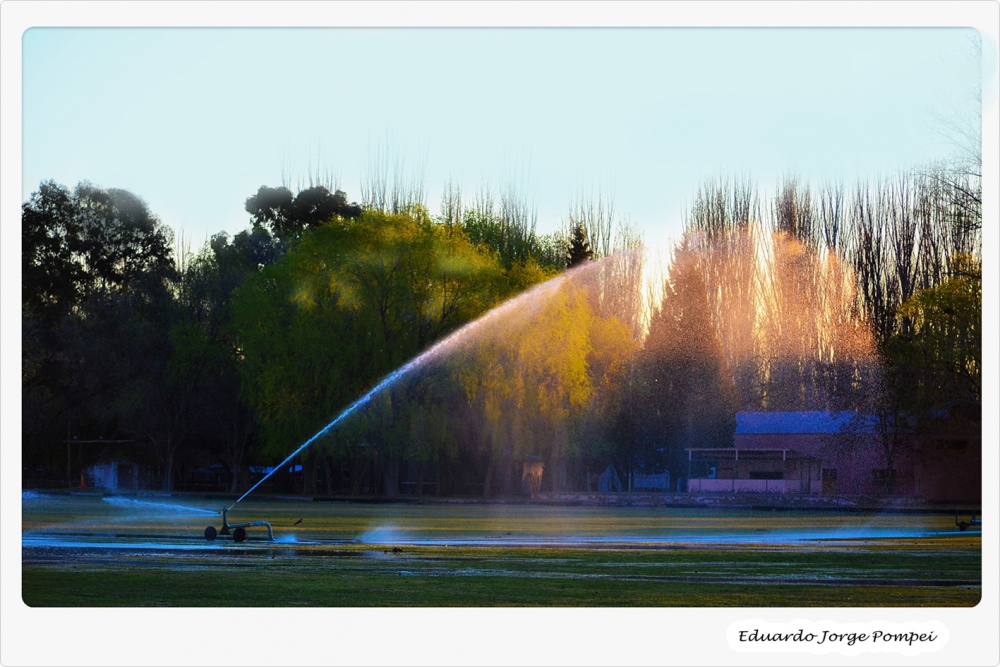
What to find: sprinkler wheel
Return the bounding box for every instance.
[202,508,274,541]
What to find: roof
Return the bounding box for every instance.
[735,411,873,435]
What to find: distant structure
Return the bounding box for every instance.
[598,465,623,492]
[686,411,980,503]
[521,456,544,495]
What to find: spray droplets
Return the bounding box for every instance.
[102,497,219,516]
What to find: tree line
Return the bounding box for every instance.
[22,161,980,497]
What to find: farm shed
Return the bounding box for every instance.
[686,410,981,502]
[687,412,914,497]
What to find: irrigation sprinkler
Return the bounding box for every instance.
[955,510,981,532]
[204,508,274,542]
[197,270,580,543]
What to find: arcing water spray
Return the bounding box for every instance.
[203,269,575,540]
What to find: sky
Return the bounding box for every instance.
[21,26,987,254]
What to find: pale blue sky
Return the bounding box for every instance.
[22,27,983,252]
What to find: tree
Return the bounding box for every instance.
[453,264,637,495]
[682,177,881,412]
[636,247,737,482]
[229,208,510,495]
[566,189,617,259]
[875,257,981,498]
[772,178,816,244]
[885,254,981,418]
[23,181,177,311]
[459,186,566,271]
[119,318,206,491]
[245,185,361,239]
[22,181,181,486]
[23,182,84,474]
[360,137,426,215]
[72,183,178,297]
[22,181,81,320]
[566,223,593,268]
[568,293,639,488]
[177,248,264,492]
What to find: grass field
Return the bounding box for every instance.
[21,492,982,607]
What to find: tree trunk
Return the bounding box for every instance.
[382,452,400,498]
[228,462,240,494]
[302,455,318,496]
[883,431,896,496]
[162,445,175,492]
[414,461,426,497]
[549,456,567,493]
[351,452,366,495]
[322,456,333,496]
[435,460,447,496]
[500,451,515,496]
[482,458,495,498]
[335,459,347,494]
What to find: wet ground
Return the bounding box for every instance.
[21,491,982,606]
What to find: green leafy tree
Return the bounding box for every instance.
[22,181,180,485]
[245,185,362,240]
[459,188,566,271]
[22,181,81,320]
[177,250,263,492]
[455,269,637,495]
[880,253,981,466]
[229,208,510,495]
[23,181,177,306]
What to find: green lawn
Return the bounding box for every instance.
[21,493,982,607]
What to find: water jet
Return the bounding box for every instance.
[211,267,576,529]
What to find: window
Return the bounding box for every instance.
[872,469,896,482]
[935,439,968,451]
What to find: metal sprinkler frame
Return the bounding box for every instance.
[204,508,274,542]
[955,510,981,532]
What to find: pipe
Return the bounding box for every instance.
[219,507,274,540]
[246,520,274,541]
